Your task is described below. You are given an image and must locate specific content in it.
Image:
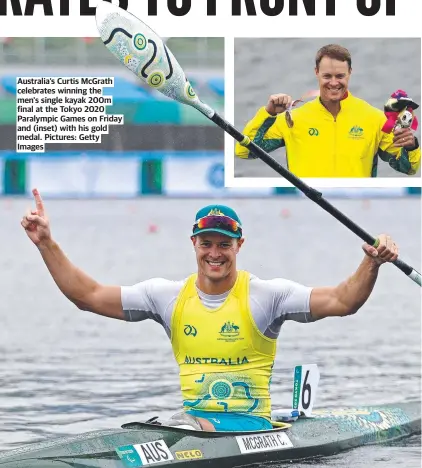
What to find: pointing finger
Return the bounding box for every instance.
[32,188,45,217]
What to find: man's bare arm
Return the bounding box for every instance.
[38,239,123,319]
[310,234,398,319]
[21,188,124,320]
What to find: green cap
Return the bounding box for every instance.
[192,204,243,238]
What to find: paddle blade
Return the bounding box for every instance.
[95,1,214,118]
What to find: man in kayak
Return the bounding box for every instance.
[235,44,421,177]
[22,190,399,432]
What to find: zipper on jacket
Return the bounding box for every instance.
[333,116,337,176]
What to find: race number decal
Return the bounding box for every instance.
[292,364,320,417]
[236,432,293,454]
[133,440,174,465]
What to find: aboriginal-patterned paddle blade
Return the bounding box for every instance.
[95,1,214,118]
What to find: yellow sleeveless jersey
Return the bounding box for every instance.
[235,92,420,177]
[170,271,276,419]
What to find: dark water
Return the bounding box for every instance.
[0,196,420,466]
[233,38,422,178]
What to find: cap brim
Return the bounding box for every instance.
[192,228,241,238]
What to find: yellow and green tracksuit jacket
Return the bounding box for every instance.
[235,92,420,177]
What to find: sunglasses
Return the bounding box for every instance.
[193,215,242,236]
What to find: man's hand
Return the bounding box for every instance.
[393,127,416,148]
[21,188,52,248]
[265,93,293,116]
[362,234,399,266]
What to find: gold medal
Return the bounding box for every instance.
[285,109,294,128]
[284,91,320,129]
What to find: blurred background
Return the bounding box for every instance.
[0,37,233,197]
[233,38,422,178]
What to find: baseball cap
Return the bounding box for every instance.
[192,204,243,238]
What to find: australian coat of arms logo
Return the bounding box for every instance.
[348,125,364,139]
[218,321,243,342]
[208,208,224,216]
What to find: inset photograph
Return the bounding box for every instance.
[233,38,421,180]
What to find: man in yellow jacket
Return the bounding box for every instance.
[235,44,420,178]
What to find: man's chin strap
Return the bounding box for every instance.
[146,411,203,431]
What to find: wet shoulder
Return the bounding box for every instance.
[142,277,188,328]
[249,274,301,297]
[144,277,187,301]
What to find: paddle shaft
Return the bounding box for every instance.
[94,4,420,286]
[210,112,421,286]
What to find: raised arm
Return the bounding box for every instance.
[235,93,291,159]
[310,234,398,319]
[21,188,123,319]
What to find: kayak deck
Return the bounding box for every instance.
[0,402,420,468]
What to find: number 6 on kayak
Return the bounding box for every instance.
[292,364,320,417]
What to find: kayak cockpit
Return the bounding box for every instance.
[121,419,292,436]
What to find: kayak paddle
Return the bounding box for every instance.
[95,1,421,287]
